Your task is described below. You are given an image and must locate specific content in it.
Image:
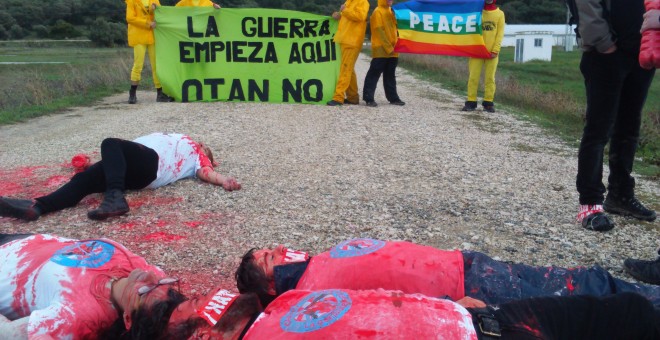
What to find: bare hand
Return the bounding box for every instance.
[641,9,660,32]
[213,2,221,9]
[340,4,346,11]
[602,44,617,54]
[150,21,156,29]
[332,11,341,20]
[151,3,157,10]
[455,296,486,308]
[490,52,498,59]
[222,178,241,191]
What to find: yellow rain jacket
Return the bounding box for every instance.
[370,0,398,58]
[333,0,370,48]
[176,0,214,6]
[481,8,505,54]
[126,0,161,47]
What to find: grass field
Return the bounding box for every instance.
[398,46,660,177]
[0,47,146,123]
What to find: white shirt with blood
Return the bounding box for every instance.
[243,289,478,339]
[133,133,212,189]
[296,240,466,300]
[0,234,164,340]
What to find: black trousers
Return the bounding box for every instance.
[576,49,655,204]
[35,138,158,213]
[0,233,32,246]
[469,293,660,340]
[362,57,401,103]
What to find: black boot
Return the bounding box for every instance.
[623,257,660,285]
[87,190,129,220]
[604,194,657,221]
[0,197,41,221]
[461,101,477,111]
[129,85,138,104]
[156,88,174,102]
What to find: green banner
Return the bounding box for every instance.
[154,7,340,104]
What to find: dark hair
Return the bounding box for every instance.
[235,249,276,307]
[212,293,263,335]
[205,147,215,166]
[98,288,188,340]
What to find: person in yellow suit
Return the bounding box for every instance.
[126,0,173,104]
[461,0,505,113]
[327,0,370,106]
[175,0,220,8]
[362,0,405,107]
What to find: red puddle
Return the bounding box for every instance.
[0,165,52,196]
[142,232,186,242]
[45,175,70,188]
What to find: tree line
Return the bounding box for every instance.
[0,0,568,46]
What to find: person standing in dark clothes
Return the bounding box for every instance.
[362,0,405,107]
[574,0,657,231]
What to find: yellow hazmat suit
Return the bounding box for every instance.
[175,0,215,6]
[331,0,370,104]
[370,0,398,59]
[126,0,162,88]
[466,6,505,108]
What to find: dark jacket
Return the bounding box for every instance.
[576,0,645,53]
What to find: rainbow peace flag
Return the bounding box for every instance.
[393,0,491,58]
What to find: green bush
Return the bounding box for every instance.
[88,18,127,47]
[49,20,81,39]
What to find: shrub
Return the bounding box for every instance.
[89,18,127,47]
[49,19,81,39]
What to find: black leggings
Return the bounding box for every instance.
[470,293,660,340]
[0,233,32,246]
[35,138,159,213]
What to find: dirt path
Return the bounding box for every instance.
[1,53,658,295]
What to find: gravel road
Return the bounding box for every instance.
[1,53,658,295]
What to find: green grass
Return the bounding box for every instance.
[398,46,660,178]
[0,46,154,123]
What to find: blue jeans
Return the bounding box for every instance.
[462,251,660,308]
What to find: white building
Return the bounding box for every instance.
[513,31,554,62]
[503,24,577,49]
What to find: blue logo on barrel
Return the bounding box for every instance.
[280,290,352,333]
[50,241,115,268]
[329,238,386,258]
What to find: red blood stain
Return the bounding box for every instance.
[142,232,185,242]
[119,222,139,230]
[0,180,23,196]
[155,220,168,227]
[355,330,379,337]
[565,277,575,293]
[184,221,203,228]
[45,175,70,188]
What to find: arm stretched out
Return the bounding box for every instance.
[197,166,242,191]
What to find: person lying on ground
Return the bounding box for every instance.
[180,288,660,340]
[0,233,199,339]
[0,132,241,222]
[235,238,659,308]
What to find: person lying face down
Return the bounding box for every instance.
[235,238,660,308]
[180,288,660,340]
[0,132,241,222]
[0,233,190,340]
